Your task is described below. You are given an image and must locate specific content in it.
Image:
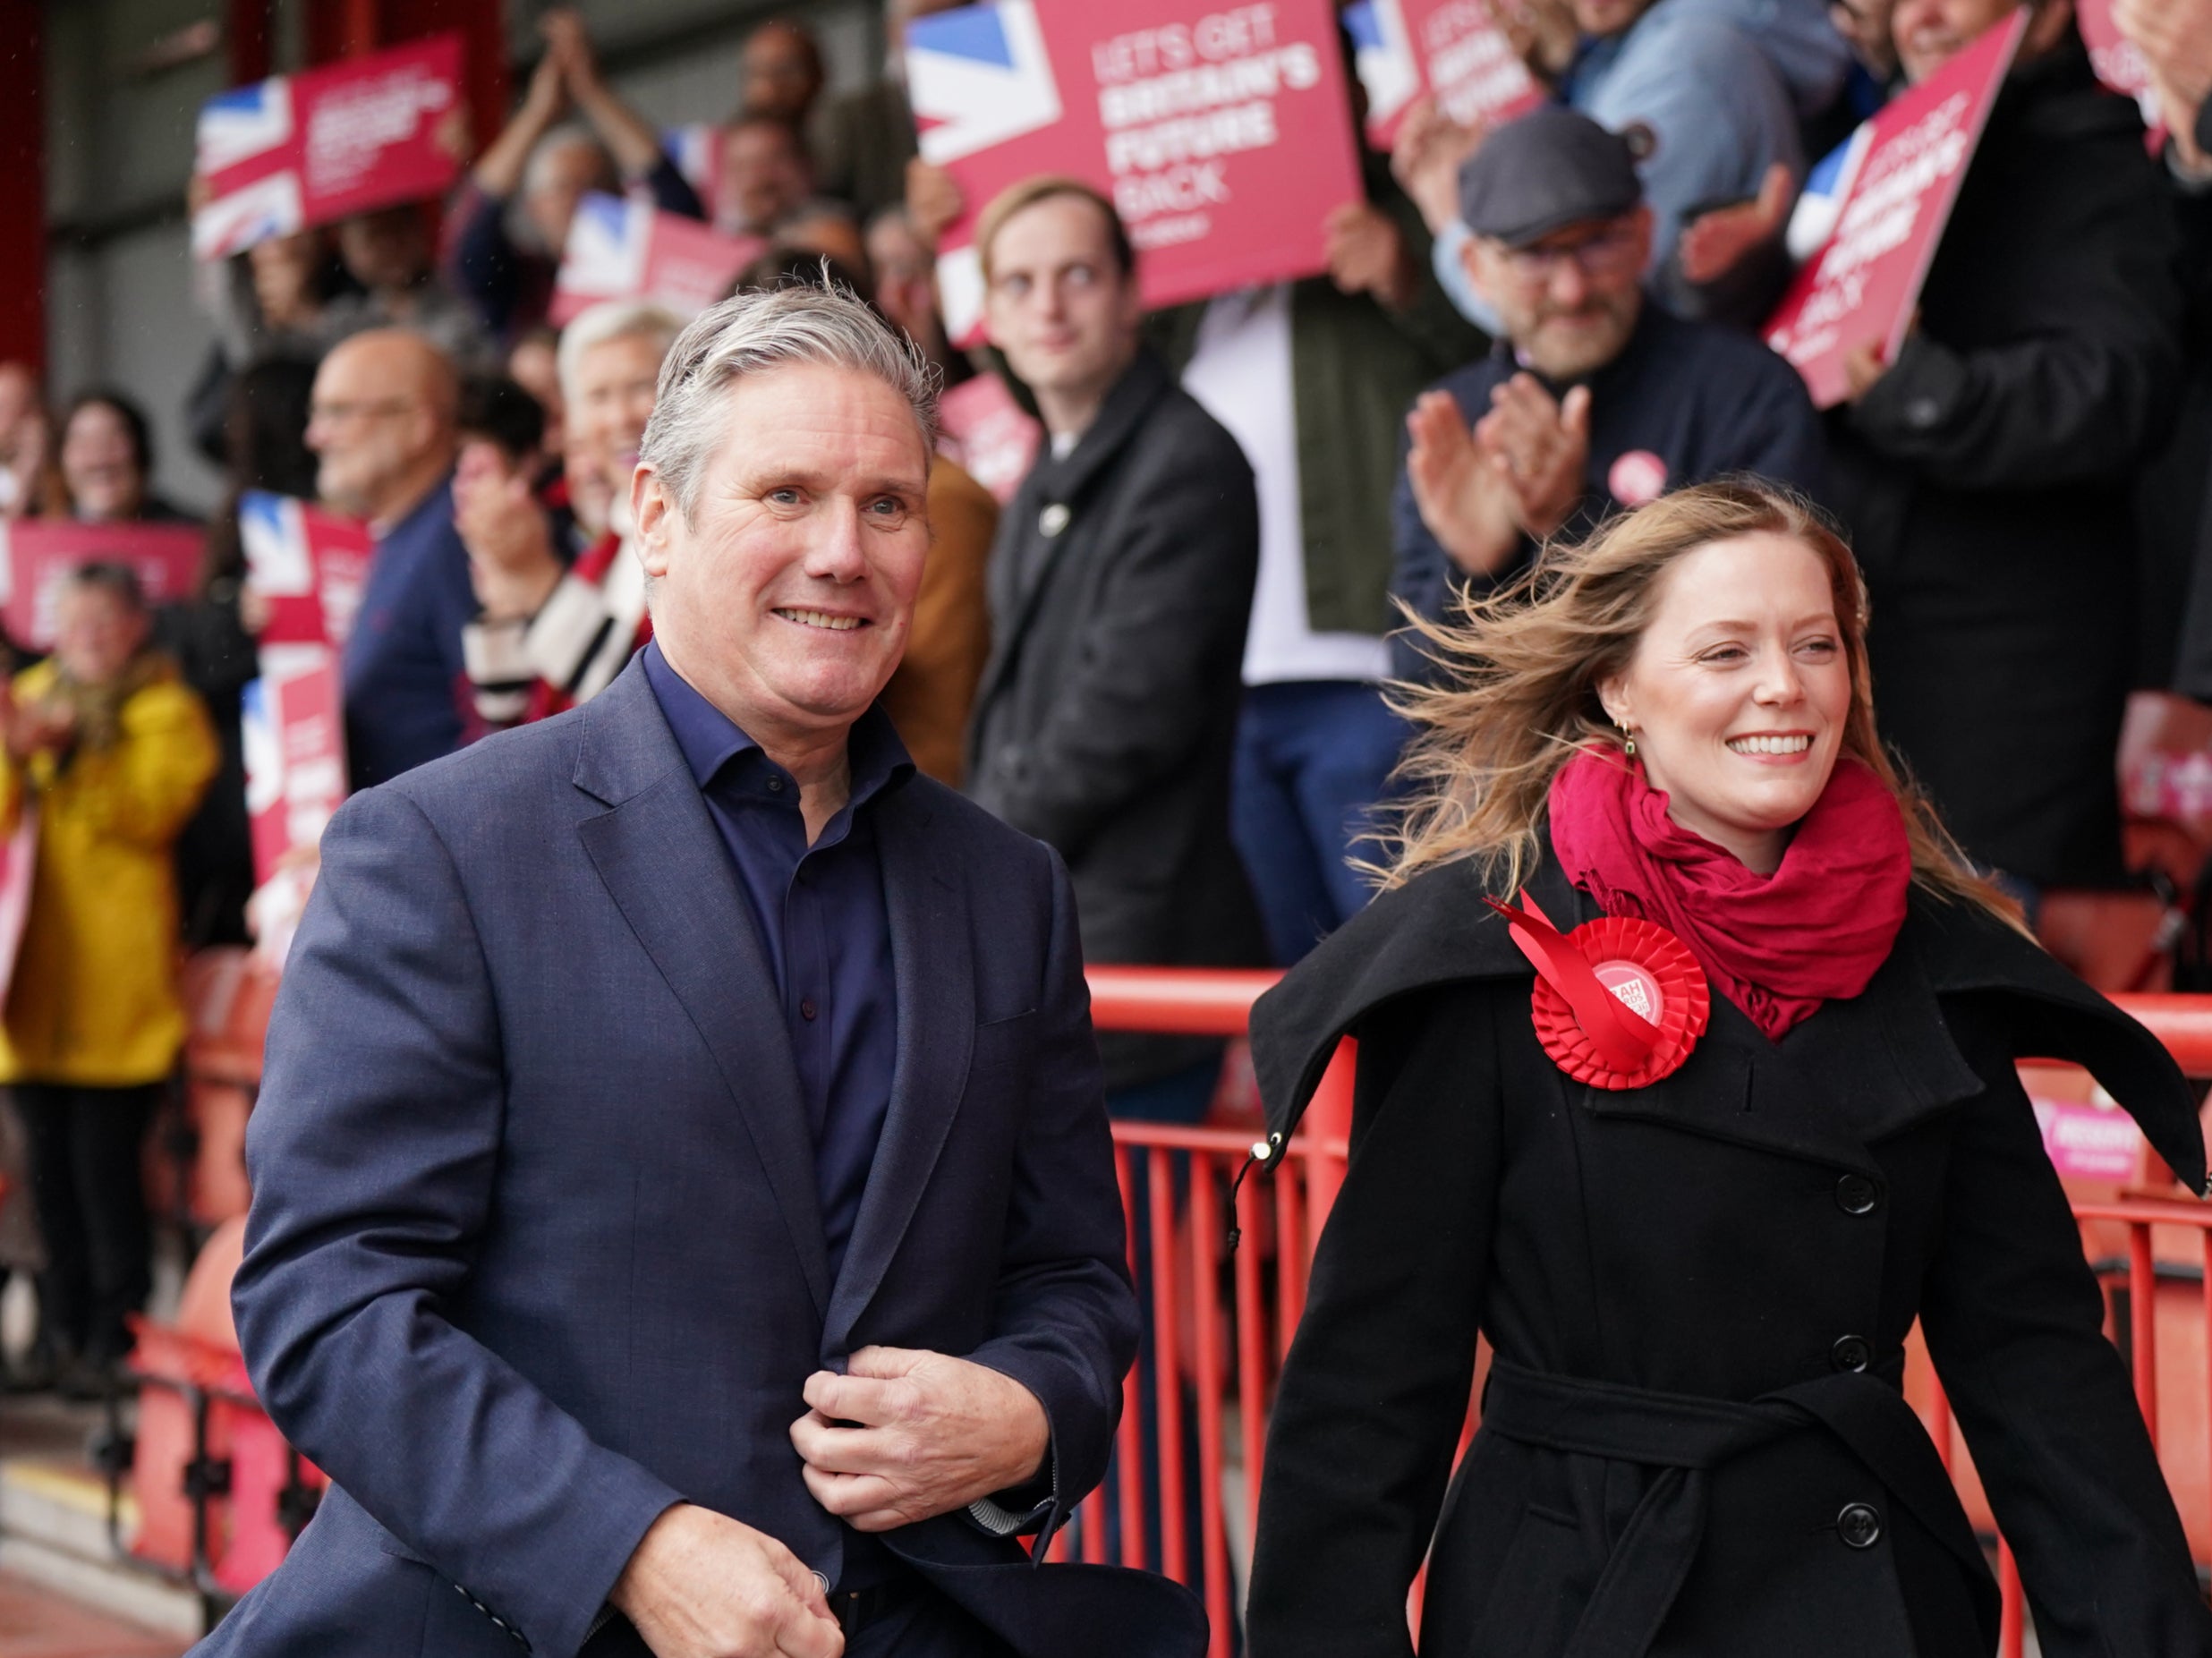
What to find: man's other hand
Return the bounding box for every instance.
[610,1503,842,1658]
[1323,202,1417,310]
[790,1348,1050,1534]
[1406,390,1522,576]
[1391,97,1485,237]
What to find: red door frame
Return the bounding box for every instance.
[0,7,46,372]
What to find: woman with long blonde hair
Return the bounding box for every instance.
[1243,480,2212,1657]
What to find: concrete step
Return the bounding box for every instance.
[0,1407,207,1643]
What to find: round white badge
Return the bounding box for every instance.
[1039,503,1071,538]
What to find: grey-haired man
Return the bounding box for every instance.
[195,287,1202,1658]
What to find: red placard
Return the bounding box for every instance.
[0,801,34,1011]
[907,0,1366,345]
[2074,0,2163,126]
[1352,0,1544,149]
[193,35,464,260]
[1764,12,2027,410]
[243,650,347,888]
[238,491,373,650]
[936,373,1045,505]
[0,521,204,651]
[550,193,767,326]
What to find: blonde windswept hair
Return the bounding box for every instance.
[1376,478,2022,930]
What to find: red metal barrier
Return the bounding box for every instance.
[1082,966,2212,1656]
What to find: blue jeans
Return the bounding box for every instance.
[1231,680,1411,964]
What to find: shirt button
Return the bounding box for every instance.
[1834,1173,1878,1215]
[1836,1502,1882,1549]
[1831,1334,1871,1373]
[800,998,818,1021]
[767,777,785,793]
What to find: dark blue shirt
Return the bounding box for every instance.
[342,474,477,788]
[1389,303,1829,681]
[642,641,912,1284]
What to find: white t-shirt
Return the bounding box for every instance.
[1179,285,1391,687]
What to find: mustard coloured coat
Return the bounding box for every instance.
[0,659,218,1087]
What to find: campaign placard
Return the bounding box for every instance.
[0,802,35,1011]
[549,193,767,326]
[193,35,464,260]
[243,648,347,889]
[238,491,373,650]
[1347,0,1544,149]
[936,372,1044,505]
[2031,1094,2146,1184]
[0,521,204,651]
[907,0,1366,344]
[2074,0,2162,125]
[1764,12,2026,410]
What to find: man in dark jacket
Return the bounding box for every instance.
[1831,0,2182,895]
[1392,109,1827,680]
[965,178,1267,1118]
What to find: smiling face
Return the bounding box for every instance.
[54,582,149,686]
[633,361,931,748]
[61,402,147,523]
[1598,532,1854,873]
[573,330,667,497]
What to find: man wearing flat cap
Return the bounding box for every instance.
[1390,107,1826,677]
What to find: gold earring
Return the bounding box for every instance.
[1616,719,1636,758]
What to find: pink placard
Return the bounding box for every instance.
[550,194,767,326]
[2074,0,2163,126]
[937,373,1044,505]
[2031,1095,2146,1184]
[0,802,35,1011]
[908,0,1367,346]
[238,492,373,650]
[1354,0,1544,149]
[244,650,347,888]
[0,521,204,651]
[1764,12,2026,410]
[193,35,464,260]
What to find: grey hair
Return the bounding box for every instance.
[556,299,687,404]
[522,123,612,200]
[640,283,939,523]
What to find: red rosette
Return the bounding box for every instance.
[1527,914,1708,1090]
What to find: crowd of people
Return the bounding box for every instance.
[0,0,2207,1396]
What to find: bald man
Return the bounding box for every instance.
[306,330,481,788]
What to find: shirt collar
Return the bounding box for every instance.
[642,639,914,810]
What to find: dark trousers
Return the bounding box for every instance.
[1230,680,1409,965]
[13,1082,158,1363]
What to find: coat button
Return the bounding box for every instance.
[1837,1502,1882,1549]
[1831,1334,1871,1373]
[1834,1173,1877,1215]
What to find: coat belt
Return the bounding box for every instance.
[1476,1358,1999,1658]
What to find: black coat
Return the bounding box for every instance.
[966,351,1267,1089]
[1827,45,2183,887]
[1243,850,2212,1657]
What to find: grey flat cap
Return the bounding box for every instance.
[1457,106,1643,248]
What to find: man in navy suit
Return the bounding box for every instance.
[197,286,1202,1658]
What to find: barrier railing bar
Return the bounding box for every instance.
[1233,1169,1268,1542]
[2133,1222,2161,1448]
[1113,1143,1145,1570]
[1189,1162,1232,1658]
[1149,1149,1189,1587]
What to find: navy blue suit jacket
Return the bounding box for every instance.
[195,658,1200,1658]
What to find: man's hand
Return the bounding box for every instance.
[610,1503,842,1658]
[2115,0,2212,115]
[1679,162,1794,286]
[1842,337,1892,404]
[1476,375,1590,540]
[1323,201,1416,310]
[540,8,602,97]
[1390,96,1485,237]
[789,1348,1049,1534]
[1406,391,1523,577]
[905,160,965,251]
[455,444,565,622]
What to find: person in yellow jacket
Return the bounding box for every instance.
[2,561,216,1391]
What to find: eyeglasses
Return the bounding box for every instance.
[308,398,418,426]
[1494,224,1644,285]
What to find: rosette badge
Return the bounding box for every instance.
[1484,893,1709,1089]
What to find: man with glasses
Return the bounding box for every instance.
[1390,109,1825,676]
[304,329,478,788]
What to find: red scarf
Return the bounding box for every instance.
[1546,747,1910,1040]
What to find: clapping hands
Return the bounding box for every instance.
[1407,375,1590,576]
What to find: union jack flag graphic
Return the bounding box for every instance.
[195,81,305,259]
[908,2,1064,166]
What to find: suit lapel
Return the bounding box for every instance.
[824,786,975,1348]
[574,664,833,1317]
